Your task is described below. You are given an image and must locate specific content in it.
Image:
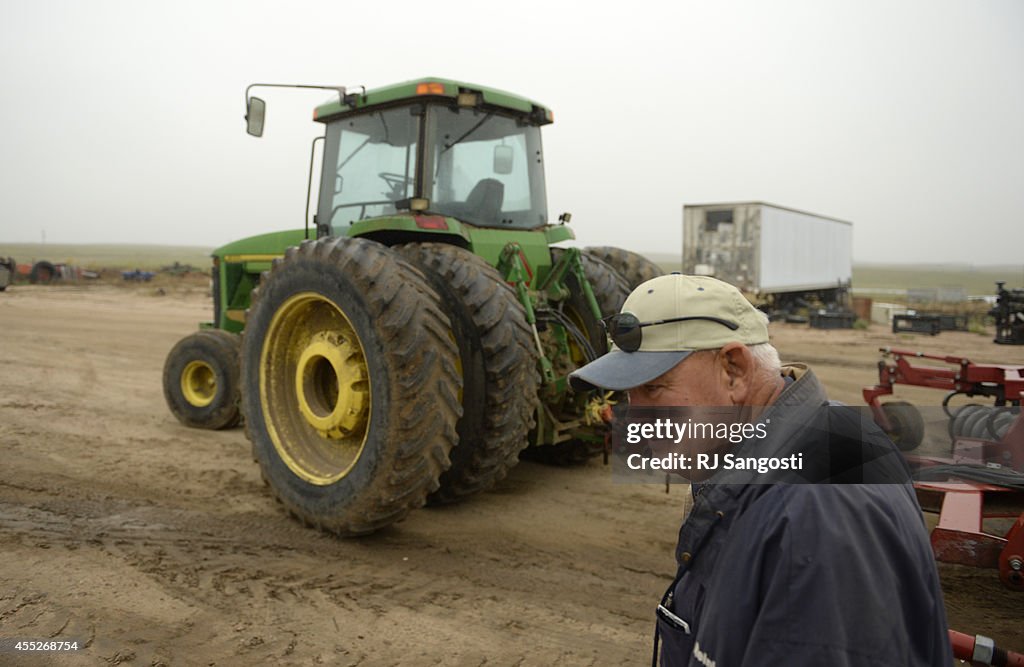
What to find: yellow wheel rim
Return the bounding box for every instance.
[181,360,216,407]
[259,292,371,486]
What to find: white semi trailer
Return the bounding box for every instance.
[682,201,852,308]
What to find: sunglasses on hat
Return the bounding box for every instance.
[601,312,739,353]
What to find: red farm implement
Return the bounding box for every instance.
[862,348,1024,592]
[863,348,1024,659]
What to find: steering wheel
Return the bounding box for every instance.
[378,172,415,199]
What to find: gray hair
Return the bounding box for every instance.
[748,342,782,378]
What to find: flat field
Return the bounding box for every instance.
[0,243,212,271]
[647,251,1023,297]
[852,263,1024,296]
[1,276,1022,665]
[4,243,1021,298]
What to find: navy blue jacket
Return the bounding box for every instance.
[656,366,952,666]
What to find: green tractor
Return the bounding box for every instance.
[162,77,663,535]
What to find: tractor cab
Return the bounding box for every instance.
[311,78,552,235]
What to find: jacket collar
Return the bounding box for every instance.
[674,365,829,565]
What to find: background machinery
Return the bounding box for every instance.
[682,201,853,317]
[992,282,1024,345]
[864,348,1024,591]
[0,256,14,291]
[162,78,661,535]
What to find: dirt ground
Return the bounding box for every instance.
[1,282,1022,666]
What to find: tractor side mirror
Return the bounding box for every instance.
[246,97,266,137]
[493,145,513,175]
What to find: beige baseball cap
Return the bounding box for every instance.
[569,274,769,391]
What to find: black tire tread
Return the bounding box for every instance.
[553,249,631,325]
[162,328,241,429]
[398,243,539,504]
[195,329,244,429]
[241,237,462,536]
[582,246,664,290]
[881,400,925,452]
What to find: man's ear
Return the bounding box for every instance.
[718,342,754,404]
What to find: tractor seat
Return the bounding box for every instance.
[462,178,504,223]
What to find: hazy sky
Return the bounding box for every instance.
[1,0,1021,264]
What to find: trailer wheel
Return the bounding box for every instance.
[163,329,241,429]
[881,401,925,451]
[398,242,539,504]
[582,246,664,290]
[241,237,461,535]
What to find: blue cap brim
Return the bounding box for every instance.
[569,350,692,392]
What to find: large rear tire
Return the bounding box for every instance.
[240,237,461,536]
[398,243,539,504]
[162,329,241,429]
[582,246,664,290]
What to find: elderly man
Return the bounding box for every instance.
[570,274,951,667]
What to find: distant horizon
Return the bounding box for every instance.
[1,240,1020,272]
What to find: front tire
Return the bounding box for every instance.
[163,329,241,429]
[241,237,462,535]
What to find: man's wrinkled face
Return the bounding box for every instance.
[627,349,732,408]
[625,349,739,469]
